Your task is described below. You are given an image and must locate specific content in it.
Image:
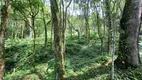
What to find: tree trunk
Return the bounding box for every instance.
[96,12,103,54]
[102,2,107,50]
[0,0,11,79]
[115,0,141,68]
[61,0,72,64]
[28,18,33,40]
[31,16,36,69]
[21,21,25,39]
[69,26,73,39]
[84,0,90,42]
[105,0,112,54]
[41,7,48,47]
[29,27,33,39]
[85,16,90,42]
[51,23,53,50]
[50,0,65,79]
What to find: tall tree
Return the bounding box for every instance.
[61,0,72,62]
[41,6,48,47]
[50,0,65,79]
[84,0,90,42]
[13,0,40,69]
[0,0,11,79]
[105,0,112,54]
[115,0,141,68]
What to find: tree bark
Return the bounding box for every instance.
[115,0,141,68]
[51,22,53,50]
[28,18,33,39]
[21,21,25,39]
[84,0,90,42]
[41,7,48,47]
[31,16,36,63]
[61,0,72,64]
[0,0,11,79]
[105,0,112,54]
[96,12,103,54]
[50,0,65,79]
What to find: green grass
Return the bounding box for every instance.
[4,36,142,80]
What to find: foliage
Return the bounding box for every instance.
[4,36,142,80]
[2,0,142,80]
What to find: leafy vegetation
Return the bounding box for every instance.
[4,35,142,80]
[0,0,142,80]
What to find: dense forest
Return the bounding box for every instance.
[0,0,142,80]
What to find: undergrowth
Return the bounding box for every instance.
[4,36,142,80]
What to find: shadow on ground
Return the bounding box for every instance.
[65,65,111,80]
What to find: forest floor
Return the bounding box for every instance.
[4,36,142,80]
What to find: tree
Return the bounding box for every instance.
[84,0,90,42]
[50,0,65,79]
[61,0,72,62]
[79,0,90,42]
[0,0,11,79]
[115,0,141,68]
[41,5,50,47]
[105,0,112,54]
[13,0,40,69]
